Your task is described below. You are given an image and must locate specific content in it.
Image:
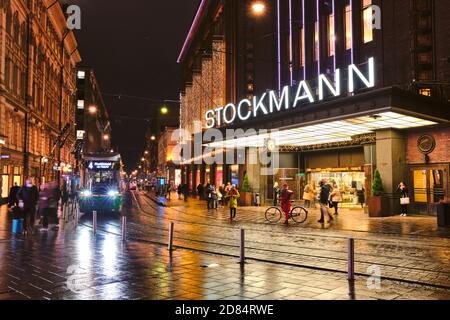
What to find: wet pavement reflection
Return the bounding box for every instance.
[1,192,450,300]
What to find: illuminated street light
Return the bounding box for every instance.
[141,157,145,162]
[150,135,156,141]
[144,150,149,155]
[88,105,98,114]
[251,1,266,16]
[103,134,110,141]
[160,105,169,115]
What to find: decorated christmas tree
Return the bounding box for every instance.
[242,173,251,193]
[372,170,384,196]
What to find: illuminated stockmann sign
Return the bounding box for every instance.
[205,57,375,128]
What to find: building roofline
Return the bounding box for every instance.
[177,0,208,64]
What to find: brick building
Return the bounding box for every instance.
[0,0,81,201]
[178,0,450,215]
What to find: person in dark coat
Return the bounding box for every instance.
[318,180,334,224]
[357,187,366,208]
[182,183,189,202]
[397,182,409,217]
[197,184,204,200]
[38,181,61,231]
[17,178,39,235]
[8,183,20,208]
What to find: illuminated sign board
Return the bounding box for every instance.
[205,58,375,128]
[86,161,115,170]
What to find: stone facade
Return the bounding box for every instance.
[0,0,81,199]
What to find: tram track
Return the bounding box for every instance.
[76,192,450,289]
[136,192,450,257]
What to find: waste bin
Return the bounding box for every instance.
[437,201,450,227]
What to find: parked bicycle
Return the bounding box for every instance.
[265,201,308,224]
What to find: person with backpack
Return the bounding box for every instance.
[17,177,39,235]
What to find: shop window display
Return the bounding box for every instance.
[308,170,366,207]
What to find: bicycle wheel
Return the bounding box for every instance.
[265,207,282,223]
[290,206,308,224]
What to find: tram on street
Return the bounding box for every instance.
[79,153,124,213]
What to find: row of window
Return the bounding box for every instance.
[298,0,375,66]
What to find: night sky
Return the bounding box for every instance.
[61,0,200,171]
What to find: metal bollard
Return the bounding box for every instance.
[168,222,174,252]
[348,238,355,281]
[240,229,245,264]
[93,211,97,235]
[121,216,127,241]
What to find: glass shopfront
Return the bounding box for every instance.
[411,166,447,214]
[307,168,366,207]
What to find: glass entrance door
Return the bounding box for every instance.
[412,167,447,214]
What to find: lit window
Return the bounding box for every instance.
[345,5,352,50]
[299,27,305,67]
[77,130,85,140]
[314,21,319,61]
[77,100,85,109]
[328,14,335,57]
[419,88,431,97]
[363,0,374,43]
[77,71,85,79]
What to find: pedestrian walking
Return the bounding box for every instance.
[273,182,280,206]
[302,183,315,208]
[177,184,182,200]
[212,187,219,210]
[329,185,342,216]
[197,183,204,200]
[279,184,294,225]
[225,185,240,221]
[224,183,231,206]
[206,182,214,210]
[38,181,61,232]
[8,183,20,208]
[397,182,410,217]
[16,178,39,235]
[217,187,223,208]
[182,183,189,202]
[318,180,334,224]
[357,187,366,208]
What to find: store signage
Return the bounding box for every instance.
[87,161,114,170]
[0,155,10,159]
[205,58,375,128]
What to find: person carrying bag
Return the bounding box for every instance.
[397,182,410,217]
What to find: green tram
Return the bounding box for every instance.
[79,153,124,213]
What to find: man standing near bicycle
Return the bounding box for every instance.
[279,184,294,225]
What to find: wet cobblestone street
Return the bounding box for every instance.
[1,191,450,300]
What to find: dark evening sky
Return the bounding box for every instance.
[61,0,200,171]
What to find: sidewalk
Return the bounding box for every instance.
[144,192,450,239]
[1,206,450,300]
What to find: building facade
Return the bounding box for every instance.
[178,0,450,215]
[0,0,81,201]
[157,127,181,188]
[75,66,112,156]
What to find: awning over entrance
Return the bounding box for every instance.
[207,112,438,148]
